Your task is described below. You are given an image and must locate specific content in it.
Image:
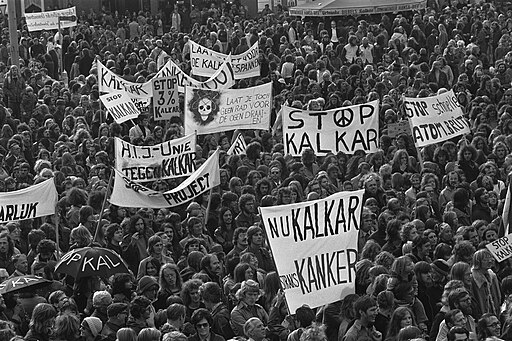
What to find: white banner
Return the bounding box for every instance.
[184,83,271,135]
[282,100,379,156]
[0,179,57,222]
[110,149,220,208]
[115,134,196,182]
[97,59,235,98]
[404,90,470,147]
[486,234,512,262]
[152,76,179,121]
[100,92,140,123]
[227,133,247,155]
[260,190,363,312]
[190,41,260,80]
[25,7,77,32]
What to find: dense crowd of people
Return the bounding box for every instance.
[0,0,510,341]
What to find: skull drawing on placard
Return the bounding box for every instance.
[189,89,221,126]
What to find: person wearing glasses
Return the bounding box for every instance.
[476,314,503,341]
[189,308,225,341]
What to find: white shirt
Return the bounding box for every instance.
[331,27,339,43]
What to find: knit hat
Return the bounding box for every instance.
[431,259,449,277]
[83,317,102,337]
[247,226,263,243]
[107,303,128,318]
[137,275,159,294]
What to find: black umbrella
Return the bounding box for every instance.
[54,247,130,279]
[0,275,52,294]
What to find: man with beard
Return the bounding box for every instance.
[344,296,381,341]
[0,233,15,274]
[101,303,129,341]
[434,288,476,341]
[226,228,248,264]
[235,194,259,229]
[198,254,222,286]
[201,282,234,339]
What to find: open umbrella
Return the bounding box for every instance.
[55,247,130,279]
[0,275,52,294]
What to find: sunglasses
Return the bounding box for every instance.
[196,323,209,329]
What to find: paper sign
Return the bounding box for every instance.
[100,92,140,123]
[25,7,77,32]
[152,76,179,121]
[486,234,512,262]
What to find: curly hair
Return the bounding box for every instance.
[180,279,203,307]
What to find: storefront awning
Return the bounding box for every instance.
[289,0,427,16]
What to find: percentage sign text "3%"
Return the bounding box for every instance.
[157,90,176,106]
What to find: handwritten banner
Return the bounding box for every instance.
[227,133,247,155]
[184,83,271,135]
[282,100,379,156]
[25,7,77,32]
[100,92,140,123]
[190,41,260,80]
[152,76,179,121]
[260,190,363,312]
[115,134,196,182]
[486,234,512,262]
[110,149,220,208]
[404,90,470,147]
[0,179,57,223]
[97,59,235,98]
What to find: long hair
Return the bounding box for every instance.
[159,263,182,293]
[53,313,80,341]
[386,306,416,340]
[137,328,161,341]
[30,303,57,335]
[117,328,137,341]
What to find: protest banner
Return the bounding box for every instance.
[115,134,197,182]
[227,133,247,155]
[110,149,220,208]
[152,76,179,121]
[486,234,512,262]
[404,90,470,147]
[189,41,260,79]
[388,121,411,138]
[97,59,235,98]
[100,92,140,123]
[282,100,379,156]
[25,7,77,32]
[0,179,57,223]
[260,189,364,312]
[184,83,271,135]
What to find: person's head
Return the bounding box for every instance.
[236,279,261,306]
[445,309,465,329]
[11,253,28,274]
[200,253,221,276]
[191,308,212,338]
[53,313,80,341]
[30,303,57,336]
[92,291,112,313]
[137,276,159,301]
[107,302,129,325]
[129,296,152,319]
[388,306,416,338]
[397,326,421,341]
[200,282,222,308]
[232,227,248,249]
[247,225,264,247]
[477,313,501,339]
[137,328,161,341]
[166,303,186,326]
[472,249,494,271]
[450,262,472,288]
[295,305,315,328]
[180,279,203,307]
[353,296,378,325]
[147,235,164,256]
[160,263,182,290]
[448,288,472,315]
[243,317,266,341]
[116,328,137,341]
[0,232,13,255]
